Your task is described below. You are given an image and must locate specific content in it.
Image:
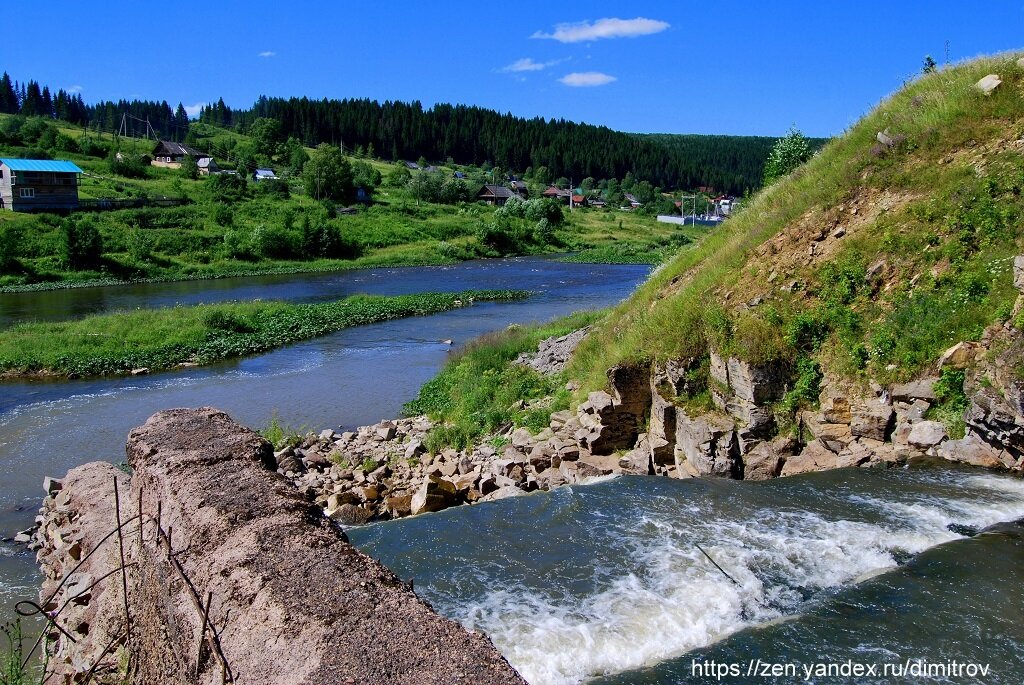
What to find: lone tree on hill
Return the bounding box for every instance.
[303,144,353,203]
[762,127,812,185]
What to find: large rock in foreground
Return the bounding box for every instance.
[42,407,526,685]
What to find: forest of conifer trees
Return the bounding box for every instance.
[0,71,826,194]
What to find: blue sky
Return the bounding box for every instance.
[1,1,1022,137]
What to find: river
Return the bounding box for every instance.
[3,257,1023,684]
[0,257,650,615]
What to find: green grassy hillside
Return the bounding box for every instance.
[569,53,1024,409]
[406,53,1024,451]
[0,115,705,291]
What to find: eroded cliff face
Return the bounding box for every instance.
[34,408,526,685]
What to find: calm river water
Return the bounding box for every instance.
[3,257,1023,684]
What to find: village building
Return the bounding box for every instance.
[475,184,516,206]
[0,158,83,212]
[624,193,642,209]
[151,140,211,169]
[509,180,529,199]
[542,185,573,204]
[198,158,221,176]
[253,168,278,182]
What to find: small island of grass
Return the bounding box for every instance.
[0,289,529,378]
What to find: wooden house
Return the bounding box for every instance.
[198,158,221,175]
[509,180,529,199]
[151,140,210,169]
[0,158,82,212]
[253,168,278,181]
[476,184,516,206]
[542,185,572,204]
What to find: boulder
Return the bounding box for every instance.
[820,391,852,424]
[939,434,1012,469]
[907,421,948,448]
[385,493,413,516]
[404,439,425,461]
[376,421,397,441]
[890,379,937,403]
[410,474,459,515]
[619,445,652,475]
[939,342,981,370]
[850,403,895,441]
[835,439,880,468]
[1016,256,1024,292]
[674,410,738,478]
[327,503,373,526]
[742,436,794,480]
[780,439,838,477]
[479,486,525,503]
[510,427,533,448]
[976,74,1002,95]
[43,476,63,496]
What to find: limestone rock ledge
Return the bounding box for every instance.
[35,407,526,685]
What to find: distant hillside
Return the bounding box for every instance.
[1,70,824,195]
[639,133,828,196]
[208,96,802,195]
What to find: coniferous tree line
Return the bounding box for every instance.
[1,70,828,194]
[0,72,190,142]
[202,96,824,194]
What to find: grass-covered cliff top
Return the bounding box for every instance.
[569,52,1024,401]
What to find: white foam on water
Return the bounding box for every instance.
[454,473,1024,685]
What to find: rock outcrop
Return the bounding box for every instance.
[35,408,526,685]
[514,326,590,375]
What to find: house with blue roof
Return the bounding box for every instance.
[0,158,83,212]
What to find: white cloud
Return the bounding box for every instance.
[501,58,546,73]
[258,50,276,58]
[68,85,83,93]
[559,71,617,87]
[532,17,669,43]
[499,57,569,73]
[183,102,206,118]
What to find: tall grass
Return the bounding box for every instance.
[404,311,602,452]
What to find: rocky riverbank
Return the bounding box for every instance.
[28,408,527,684]
[277,303,1023,529]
